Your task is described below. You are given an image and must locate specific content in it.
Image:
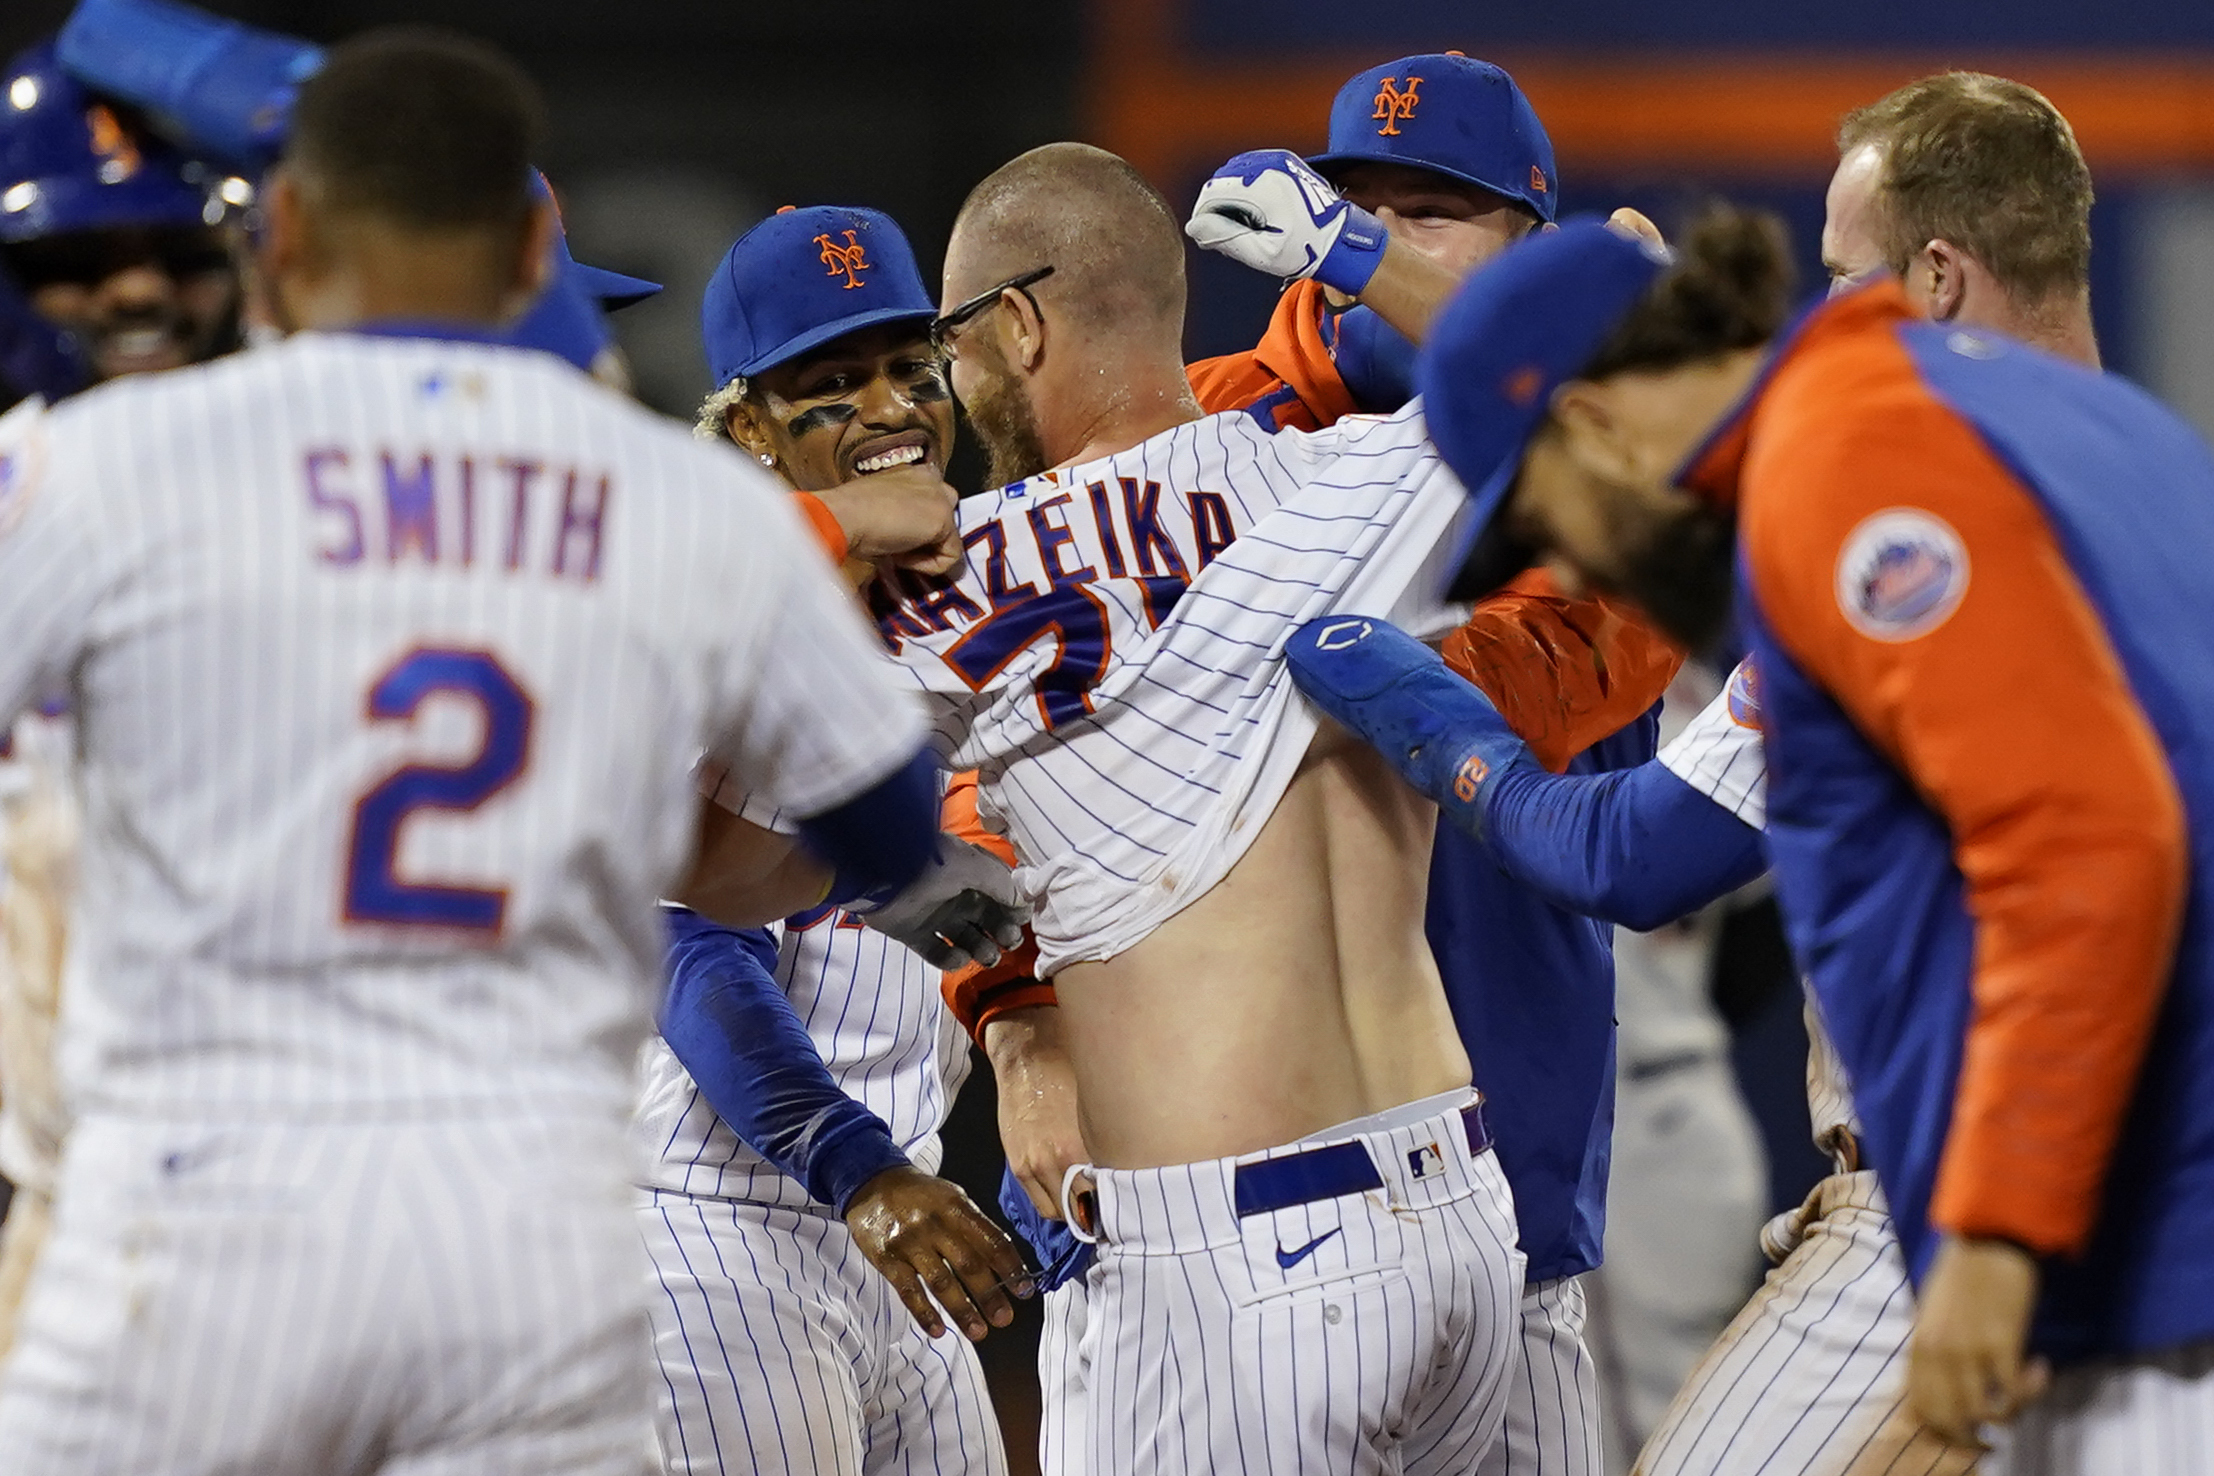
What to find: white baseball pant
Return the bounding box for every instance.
[0,1110,655,1475]
[1482,1272,1606,1476]
[1038,1276,1089,1476]
[1074,1094,1525,1475]
[1634,1170,1973,1476]
[1985,1338,2214,1475]
[640,1190,1007,1476]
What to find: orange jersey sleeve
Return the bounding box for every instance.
[1741,340,2188,1256]
[939,771,1052,1040]
[1442,570,1683,772]
[1187,280,1356,432]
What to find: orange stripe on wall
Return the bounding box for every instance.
[1087,0,2214,182]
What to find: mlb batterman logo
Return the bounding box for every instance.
[1372,76,1422,136]
[1834,508,1970,642]
[815,230,870,289]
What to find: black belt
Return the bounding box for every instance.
[1232,1101,1491,1219]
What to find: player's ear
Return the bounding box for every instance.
[1548,380,1635,483]
[723,401,778,468]
[1004,287,1047,372]
[506,198,560,322]
[255,167,314,333]
[1917,239,1968,323]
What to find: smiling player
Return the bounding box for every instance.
[639,203,1028,1476]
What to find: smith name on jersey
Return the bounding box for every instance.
[876,402,1469,972]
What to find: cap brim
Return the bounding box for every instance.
[732,304,938,379]
[565,259,661,310]
[1305,147,1547,221]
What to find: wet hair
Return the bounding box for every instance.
[950,143,1186,336]
[1583,205,1797,379]
[286,27,544,230]
[1838,72,2092,302]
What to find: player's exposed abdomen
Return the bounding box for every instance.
[1054,731,1470,1170]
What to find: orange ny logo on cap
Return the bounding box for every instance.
[815,230,870,290]
[1372,76,1422,137]
[1529,165,1548,195]
[84,104,142,182]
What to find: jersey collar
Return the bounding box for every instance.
[343,319,513,347]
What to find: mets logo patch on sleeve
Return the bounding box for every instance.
[1724,658,1762,729]
[1834,508,1969,641]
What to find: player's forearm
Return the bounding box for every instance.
[983,1002,1068,1080]
[1483,760,1766,931]
[671,799,830,928]
[1351,237,1462,345]
[659,909,910,1212]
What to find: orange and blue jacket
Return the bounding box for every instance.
[1694,281,2214,1360]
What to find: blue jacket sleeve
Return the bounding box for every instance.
[657,906,909,1213]
[1480,760,1767,932]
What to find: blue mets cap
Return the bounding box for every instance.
[1417,219,1667,579]
[701,204,935,387]
[0,41,217,244]
[507,175,660,371]
[1308,53,1558,224]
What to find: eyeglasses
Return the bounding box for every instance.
[929,266,1054,358]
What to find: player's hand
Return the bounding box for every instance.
[845,1165,1034,1341]
[851,835,1030,970]
[1606,207,1666,252]
[814,465,963,577]
[1186,149,1389,296]
[1907,1234,2050,1448]
[1285,616,1534,841]
[985,1004,1089,1221]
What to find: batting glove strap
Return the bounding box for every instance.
[1185,149,1388,296]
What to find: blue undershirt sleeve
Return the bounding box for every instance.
[1480,760,1768,931]
[656,906,909,1214]
[798,747,940,908]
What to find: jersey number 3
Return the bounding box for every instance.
[344,647,535,934]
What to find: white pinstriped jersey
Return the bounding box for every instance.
[1657,657,1768,827]
[0,709,74,1195]
[879,403,1469,973]
[1657,659,1860,1144]
[0,336,922,1120]
[633,914,969,1207]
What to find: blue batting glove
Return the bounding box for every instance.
[1286,615,1533,840]
[1185,149,1388,296]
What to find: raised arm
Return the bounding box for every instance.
[1287,616,1761,929]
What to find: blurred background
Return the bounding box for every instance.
[5,1,2212,1470]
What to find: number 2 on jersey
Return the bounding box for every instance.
[344,648,534,934]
